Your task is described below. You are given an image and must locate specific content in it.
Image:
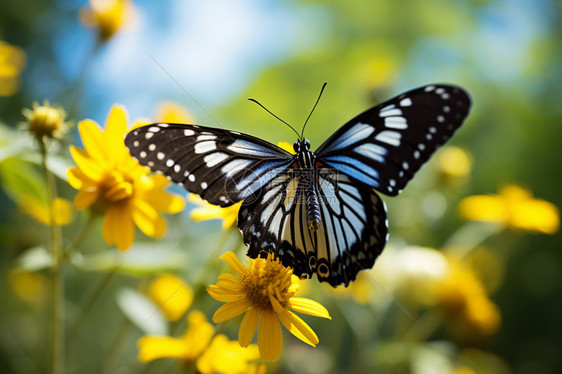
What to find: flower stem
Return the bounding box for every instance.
[39,138,65,374]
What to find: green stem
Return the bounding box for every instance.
[40,138,65,374]
[68,268,118,338]
[401,310,441,342]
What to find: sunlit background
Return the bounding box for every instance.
[1,0,561,373]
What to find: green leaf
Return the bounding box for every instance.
[71,243,189,276]
[0,157,46,204]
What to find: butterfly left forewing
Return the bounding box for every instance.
[125,123,294,206]
[316,84,471,196]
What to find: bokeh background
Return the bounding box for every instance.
[1,0,561,373]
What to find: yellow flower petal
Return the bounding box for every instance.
[219,251,245,276]
[67,167,96,190]
[138,335,188,363]
[277,141,296,155]
[271,296,318,347]
[288,297,331,319]
[258,310,283,361]
[239,307,260,347]
[212,299,251,323]
[74,190,99,210]
[78,119,107,162]
[103,203,134,250]
[104,105,128,164]
[207,285,246,303]
[69,146,105,181]
[458,195,507,223]
[132,199,166,238]
[147,273,193,322]
[182,310,215,359]
[215,273,243,291]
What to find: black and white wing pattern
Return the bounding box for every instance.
[125,123,294,206]
[124,83,471,288]
[316,84,471,196]
[237,166,388,287]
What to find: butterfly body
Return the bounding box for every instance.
[125,84,471,287]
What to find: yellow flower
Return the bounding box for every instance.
[0,40,26,96]
[138,310,214,363]
[435,146,472,181]
[459,185,559,234]
[328,271,374,304]
[208,252,331,361]
[433,261,500,337]
[79,0,134,41]
[153,101,195,123]
[22,100,70,140]
[8,269,48,307]
[19,196,74,226]
[189,194,241,229]
[277,141,295,154]
[67,105,185,250]
[147,273,193,322]
[196,334,263,374]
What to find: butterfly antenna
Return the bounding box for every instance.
[300,81,327,139]
[248,97,301,138]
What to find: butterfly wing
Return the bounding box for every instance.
[125,123,294,206]
[238,165,388,287]
[316,84,471,196]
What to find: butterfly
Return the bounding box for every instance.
[125,84,471,287]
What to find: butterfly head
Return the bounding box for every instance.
[293,139,311,153]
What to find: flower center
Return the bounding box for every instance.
[101,170,134,203]
[241,254,296,312]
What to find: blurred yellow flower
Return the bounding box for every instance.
[153,101,195,123]
[138,310,214,363]
[8,269,48,307]
[147,273,193,322]
[433,261,500,337]
[328,271,374,305]
[0,40,26,96]
[436,146,472,181]
[208,252,331,361]
[459,185,559,234]
[19,196,74,226]
[23,101,70,140]
[79,0,134,41]
[277,141,296,155]
[196,334,263,374]
[189,194,241,229]
[67,105,185,250]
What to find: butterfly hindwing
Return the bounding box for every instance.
[238,166,388,287]
[125,123,294,206]
[316,84,471,196]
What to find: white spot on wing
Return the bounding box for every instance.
[166,159,174,167]
[379,108,402,117]
[197,135,216,141]
[355,143,387,163]
[157,152,165,160]
[326,122,374,151]
[194,141,216,154]
[184,129,194,136]
[399,98,412,107]
[375,130,401,146]
[384,116,407,129]
[204,152,229,167]
[221,159,252,177]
